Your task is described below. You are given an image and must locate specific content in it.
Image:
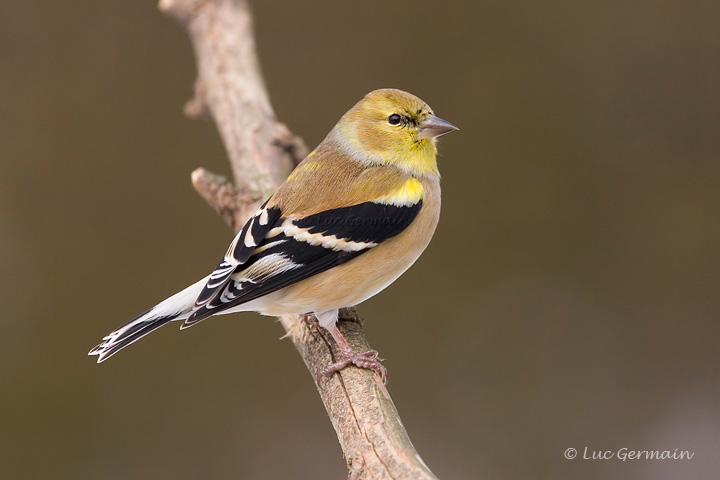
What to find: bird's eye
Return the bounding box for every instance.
[387,114,402,126]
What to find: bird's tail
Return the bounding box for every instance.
[88,275,210,363]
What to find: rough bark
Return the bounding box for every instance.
[158,1,438,478]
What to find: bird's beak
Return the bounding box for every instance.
[418,115,459,139]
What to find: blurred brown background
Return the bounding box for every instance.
[2,1,718,479]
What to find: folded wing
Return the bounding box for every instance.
[182,198,423,327]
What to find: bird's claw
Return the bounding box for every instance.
[317,349,388,384]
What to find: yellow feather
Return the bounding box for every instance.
[374,177,424,206]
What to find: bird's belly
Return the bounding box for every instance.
[272,245,425,314]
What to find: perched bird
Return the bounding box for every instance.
[89,88,457,381]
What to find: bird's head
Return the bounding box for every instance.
[332,89,458,175]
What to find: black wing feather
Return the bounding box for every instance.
[193,202,282,307]
[294,201,420,244]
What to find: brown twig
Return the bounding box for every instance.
[159,0,438,478]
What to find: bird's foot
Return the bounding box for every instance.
[317,349,388,384]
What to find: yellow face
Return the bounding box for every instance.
[336,89,453,175]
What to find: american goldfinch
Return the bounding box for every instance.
[89,88,457,380]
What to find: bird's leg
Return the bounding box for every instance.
[314,310,388,384]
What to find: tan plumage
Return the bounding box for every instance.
[89,89,457,381]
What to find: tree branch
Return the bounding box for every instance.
[159,0,438,478]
